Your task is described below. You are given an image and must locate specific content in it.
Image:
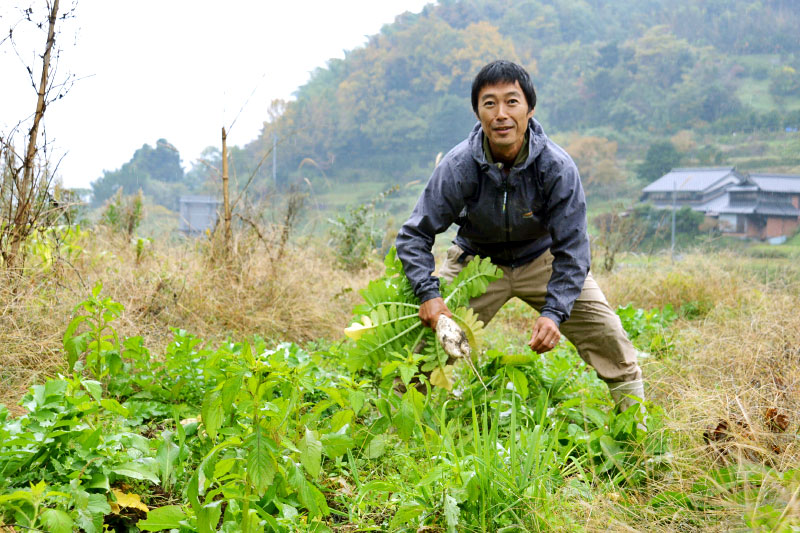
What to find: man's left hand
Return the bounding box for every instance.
[528,316,561,354]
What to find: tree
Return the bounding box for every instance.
[1,0,75,270]
[637,141,681,183]
[90,139,185,208]
[563,135,625,195]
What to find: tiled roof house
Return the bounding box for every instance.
[640,167,800,240]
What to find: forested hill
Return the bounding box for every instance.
[238,0,800,189]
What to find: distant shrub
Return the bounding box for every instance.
[100,188,143,237]
[769,66,800,98]
[328,186,399,271]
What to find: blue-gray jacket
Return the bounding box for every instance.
[395,118,590,326]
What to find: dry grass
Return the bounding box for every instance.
[593,251,800,529]
[0,227,374,413]
[482,250,800,529]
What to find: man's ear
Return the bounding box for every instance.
[527,108,535,120]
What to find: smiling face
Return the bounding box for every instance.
[476,81,534,164]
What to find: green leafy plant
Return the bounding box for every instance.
[24,224,87,273]
[63,281,124,379]
[100,188,143,237]
[344,247,502,390]
[184,340,358,532]
[328,185,399,271]
[616,303,677,356]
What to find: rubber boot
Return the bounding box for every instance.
[608,379,647,430]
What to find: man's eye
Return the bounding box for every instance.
[508,99,519,104]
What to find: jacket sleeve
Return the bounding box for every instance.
[539,156,591,327]
[395,159,465,303]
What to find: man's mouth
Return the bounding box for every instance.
[494,125,512,133]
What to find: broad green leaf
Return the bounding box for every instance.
[389,503,425,528]
[85,473,110,491]
[365,434,387,459]
[321,433,354,458]
[197,501,223,533]
[200,390,223,441]
[500,353,537,366]
[112,461,160,484]
[394,398,415,441]
[321,386,346,407]
[649,491,694,509]
[598,435,625,472]
[582,406,607,428]
[330,409,353,432]
[398,363,417,386]
[299,428,323,478]
[347,390,366,415]
[213,457,236,479]
[81,380,103,401]
[42,380,68,405]
[138,505,186,531]
[100,398,129,416]
[63,323,89,372]
[247,428,276,496]
[405,388,425,416]
[156,434,180,486]
[87,493,111,514]
[288,463,329,518]
[376,398,392,420]
[41,509,73,533]
[221,374,243,412]
[381,361,401,378]
[430,365,455,391]
[0,490,33,504]
[508,368,529,399]
[75,507,103,533]
[106,350,123,374]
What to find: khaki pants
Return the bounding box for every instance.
[439,245,641,383]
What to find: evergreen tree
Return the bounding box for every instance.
[637,141,682,183]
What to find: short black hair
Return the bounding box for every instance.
[471,60,536,113]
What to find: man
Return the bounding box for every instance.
[395,60,644,412]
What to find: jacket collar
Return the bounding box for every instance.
[469,118,547,178]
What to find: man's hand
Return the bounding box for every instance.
[419,297,452,329]
[528,316,561,354]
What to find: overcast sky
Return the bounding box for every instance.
[0,0,432,188]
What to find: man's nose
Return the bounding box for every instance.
[496,103,509,118]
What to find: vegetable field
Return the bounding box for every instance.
[1,229,799,532]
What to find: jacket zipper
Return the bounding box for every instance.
[502,174,510,242]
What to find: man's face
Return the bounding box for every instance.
[476,81,534,160]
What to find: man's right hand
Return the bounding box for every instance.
[419,297,452,329]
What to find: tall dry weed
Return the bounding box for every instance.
[590,251,800,528]
[0,226,373,411]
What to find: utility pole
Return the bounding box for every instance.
[272,134,277,188]
[222,127,231,255]
[671,178,676,261]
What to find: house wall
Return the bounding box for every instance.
[765,216,799,239]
